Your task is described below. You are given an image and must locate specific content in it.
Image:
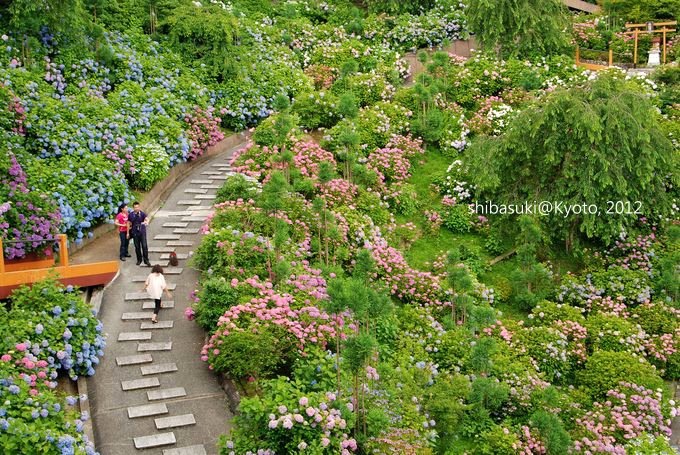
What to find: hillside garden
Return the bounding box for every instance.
[0,0,679,454]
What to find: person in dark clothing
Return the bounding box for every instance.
[128,201,151,266]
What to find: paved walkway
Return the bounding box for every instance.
[88,143,244,455]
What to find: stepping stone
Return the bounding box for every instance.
[164,267,184,275]
[181,217,206,222]
[166,241,193,247]
[162,211,193,217]
[148,387,186,401]
[200,185,220,189]
[194,195,216,200]
[163,445,207,455]
[118,332,152,342]
[133,432,176,450]
[155,234,181,240]
[140,320,174,330]
[148,246,175,253]
[142,301,174,310]
[122,312,153,320]
[128,280,177,289]
[173,228,200,234]
[164,222,188,228]
[155,414,196,430]
[138,342,173,352]
[128,403,168,418]
[201,171,222,175]
[141,362,178,376]
[160,253,188,260]
[177,200,202,206]
[188,210,212,217]
[121,377,160,391]
[125,292,150,301]
[211,163,230,167]
[116,354,153,366]
[191,179,213,184]
[184,188,208,194]
[209,175,229,180]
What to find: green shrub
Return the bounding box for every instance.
[209,329,290,380]
[215,174,259,204]
[131,142,170,191]
[195,277,241,332]
[443,204,473,233]
[578,351,665,399]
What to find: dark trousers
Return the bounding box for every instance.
[119,232,129,259]
[132,232,149,264]
[153,299,161,315]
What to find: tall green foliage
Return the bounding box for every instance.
[164,3,239,81]
[467,72,677,249]
[466,0,569,58]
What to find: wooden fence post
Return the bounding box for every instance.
[58,234,69,267]
[0,238,4,274]
[633,29,639,67]
[608,49,613,66]
[575,46,580,64]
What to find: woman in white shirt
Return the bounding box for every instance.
[142,265,172,323]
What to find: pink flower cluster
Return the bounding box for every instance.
[319,179,359,208]
[573,382,676,453]
[201,277,344,365]
[291,140,336,179]
[284,263,329,301]
[606,230,656,273]
[514,425,547,454]
[184,106,225,160]
[366,232,444,306]
[366,147,413,186]
[483,320,514,343]
[423,210,442,232]
[264,392,357,454]
[553,320,588,362]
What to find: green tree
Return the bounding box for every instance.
[509,216,553,310]
[466,0,569,58]
[467,73,677,250]
[164,3,239,81]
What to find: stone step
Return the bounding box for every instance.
[118,332,152,342]
[194,195,216,200]
[211,163,231,167]
[187,210,212,217]
[122,312,154,321]
[116,354,153,366]
[133,432,176,450]
[141,362,178,376]
[155,234,181,240]
[163,267,184,275]
[173,228,200,234]
[128,403,169,418]
[184,188,208,194]
[163,445,207,455]
[124,287,176,300]
[140,320,174,330]
[201,171,222,175]
[190,179,213,184]
[159,253,189,260]
[148,246,176,253]
[209,175,229,180]
[155,414,196,430]
[148,387,186,401]
[177,200,202,206]
[138,342,172,352]
[142,301,174,310]
[121,377,160,391]
[163,222,189,228]
[200,185,221,190]
[166,241,193,247]
[180,217,206,222]
[159,211,193,217]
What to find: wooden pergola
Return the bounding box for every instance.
[623,21,677,66]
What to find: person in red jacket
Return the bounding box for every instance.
[114,203,131,261]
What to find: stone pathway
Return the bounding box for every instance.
[88,149,243,454]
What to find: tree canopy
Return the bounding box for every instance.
[467,72,678,249]
[466,0,569,59]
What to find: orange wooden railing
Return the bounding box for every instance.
[0,234,119,298]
